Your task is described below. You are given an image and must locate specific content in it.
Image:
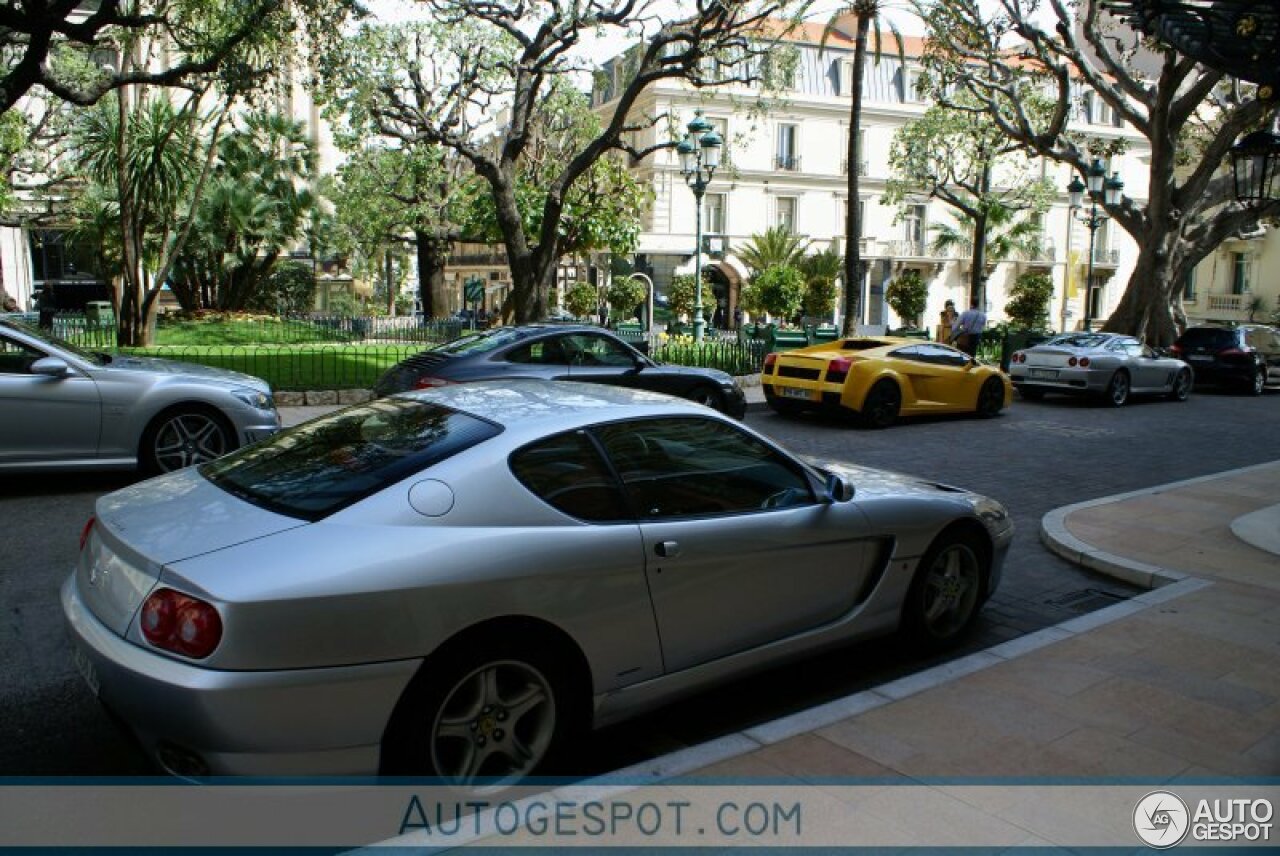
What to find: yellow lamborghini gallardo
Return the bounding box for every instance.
[762,337,1013,428]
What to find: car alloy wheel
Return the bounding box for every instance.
[1252,367,1266,396]
[861,380,901,429]
[1105,371,1130,407]
[906,534,986,647]
[1169,370,1192,402]
[149,410,233,472]
[976,377,1005,417]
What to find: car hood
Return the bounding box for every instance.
[102,355,270,391]
[804,457,976,501]
[96,467,306,565]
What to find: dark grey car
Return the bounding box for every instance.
[374,324,748,418]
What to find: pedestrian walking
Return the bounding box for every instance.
[950,297,987,358]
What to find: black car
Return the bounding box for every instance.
[1171,324,1280,395]
[374,324,748,418]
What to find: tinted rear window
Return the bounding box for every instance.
[1178,328,1239,348]
[435,328,528,355]
[200,399,501,520]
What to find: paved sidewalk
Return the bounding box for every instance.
[603,462,1280,782]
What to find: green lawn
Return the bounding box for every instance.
[155,317,352,345]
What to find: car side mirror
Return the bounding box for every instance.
[824,473,854,503]
[30,356,70,378]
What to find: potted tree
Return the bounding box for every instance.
[885,269,929,337]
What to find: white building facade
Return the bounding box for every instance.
[595,25,1275,334]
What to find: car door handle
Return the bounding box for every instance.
[654,541,681,558]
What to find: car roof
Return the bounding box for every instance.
[394,378,709,431]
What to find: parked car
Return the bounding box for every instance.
[0,319,279,474]
[1009,332,1193,406]
[374,323,747,418]
[63,380,1012,782]
[1171,323,1280,395]
[762,337,1012,427]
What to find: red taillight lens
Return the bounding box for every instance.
[1012,352,1025,364]
[826,357,852,382]
[1170,344,1183,356]
[79,516,96,552]
[1068,357,1078,367]
[764,352,777,370]
[1078,356,1090,367]
[413,376,453,390]
[140,589,222,659]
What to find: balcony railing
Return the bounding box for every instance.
[774,154,801,171]
[1091,247,1120,266]
[1208,294,1245,313]
[885,239,929,258]
[840,159,869,176]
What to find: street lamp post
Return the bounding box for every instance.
[677,111,722,344]
[1067,159,1124,332]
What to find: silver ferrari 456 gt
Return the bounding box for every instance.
[1009,332,1193,406]
[63,380,1012,785]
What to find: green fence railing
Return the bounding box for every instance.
[120,344,426,391]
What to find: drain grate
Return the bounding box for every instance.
[1045,588,1127,612]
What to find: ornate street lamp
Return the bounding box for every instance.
[1068,160,1124,331]
[1231,128,1280,206]
[677,110,722,343]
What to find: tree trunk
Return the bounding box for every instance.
[841,12,871,337]
[969,162,992,305]
[414,230,449,319]
[1100,239,1181,346]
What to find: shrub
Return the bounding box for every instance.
[1005,271,1054,329]
[247,260,316,315]
[885,269,928,328]
[803,276,837,320]
[750,264,806,320]
[565,281,598,317]
[667,274,701,320]
[606,277,647,320]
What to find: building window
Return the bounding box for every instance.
[705,193,726,235]
[1183,267,1197,301]
[904,68,926,103]
[776,124,799,171]
[1232,252,1252,295]
[776,197,797,234]
[706,117,729,165]
[904,204,926,254]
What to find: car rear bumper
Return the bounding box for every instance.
[1182,362,1254,386]
[1009,366,1108,395]
[62,574,420,777]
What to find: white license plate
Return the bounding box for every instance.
[777,386,813,400]
[1028,368,1058,379]
[73,645,100,697]
[1188,355,1213,362]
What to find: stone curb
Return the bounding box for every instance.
[1039,459,1280,591]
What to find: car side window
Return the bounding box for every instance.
[919,344,969,367]
[565,334,636,367]
[1121,341,1144,357]
[0,334,44,375]
[509,429,630,523]
[890,346,925,362]
[506,337,571,366]
[594,417,814,520]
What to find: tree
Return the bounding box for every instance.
[919,0,1280,345]
[323,1,802,324]
[745,264,806,320]
[170,111,318,312]
[247,260,317,315]
[824,4,903,335]
[885,269,928,327]
[667,273,702,321]
[1005,271,1054,330]
[607,277,647,320]
[799,248,841,319]
[565,281,598,318]
[0,0,309,115]
[884,102,1052,302]
[737,225,810,274]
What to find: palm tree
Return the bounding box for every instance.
[736,225,810,275]
[825,3,902,335]
[928,201,1044,270]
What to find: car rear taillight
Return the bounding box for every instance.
[1217,347,1247,358]
[1170,344,1183,356]
[826,357,852,383]
[1012,352,1025,364]
[79,516,96,552]
[763,353,777,371]
[140,589,223,659]
[413,376,454,390]
[1068,357,1078,366]
[1078,357,1091,367]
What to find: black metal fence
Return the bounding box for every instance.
[119,344,427,391]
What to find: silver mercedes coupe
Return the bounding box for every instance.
[0,318,279,473]
[63,380,1013,785]
[1008,332,1193,406]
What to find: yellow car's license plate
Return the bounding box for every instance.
[778,386,812,400]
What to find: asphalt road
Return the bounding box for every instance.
[1,386,1276,776]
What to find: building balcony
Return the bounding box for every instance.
[1207,294,1246,314]
[840,159,869,176]
[1090,247,1120,267]
[774,154,801,171]
[1016,240,1057,272]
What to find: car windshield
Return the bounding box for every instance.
[1046,334,1109,349]
[200,398,502,520]
[434,328,528,356]
[1178,328,1238,348]
[0,319,111,365]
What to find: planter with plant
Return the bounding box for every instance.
[885,269,928,332]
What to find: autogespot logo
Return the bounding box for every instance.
[1135,791,1190,849]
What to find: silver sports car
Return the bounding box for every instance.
[0,318,279,473]
[1009,332,1193,406]
[63,380,1013,785]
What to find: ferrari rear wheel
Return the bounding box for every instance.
[860,380,901,429]
[1104,370,1130,407]
[976,377,1005,418]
